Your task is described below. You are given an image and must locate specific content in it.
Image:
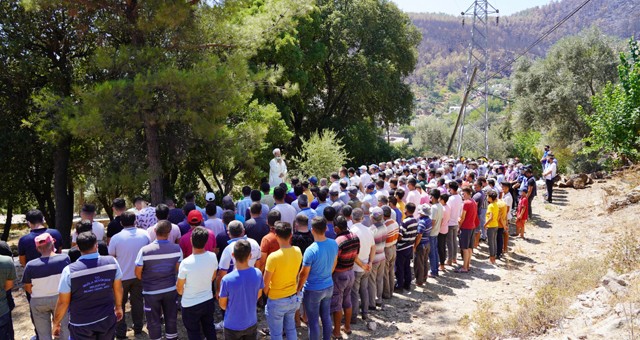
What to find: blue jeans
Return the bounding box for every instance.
[265,293,301,340]
[428,236,439,276]
[302,286,333,340]
[477,208,487,238]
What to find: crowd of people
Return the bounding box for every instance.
[0,150,560,340]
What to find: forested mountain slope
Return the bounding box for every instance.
[408,0,640,96]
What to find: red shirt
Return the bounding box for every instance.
[517,195,529,221]
[460,199,478,230]
[179,228,216,257]
[260,231,280,257]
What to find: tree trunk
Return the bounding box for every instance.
[195,168,214,193]
[144,119,164,205]
[54,135,74,248]
[2,201,13,242]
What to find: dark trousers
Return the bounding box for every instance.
[0,311,13,340]
[437,233,447,265]
[545,179,554,203]
[117,278,144,337]
[70,313,116,340]
[182,298,217,340]
[224,324,257,340]
[144,291,178,340]
[496,228,504,258]
[395,247,413,290]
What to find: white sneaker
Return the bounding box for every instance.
[215,321,224,330]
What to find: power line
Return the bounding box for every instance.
[470,0,595,92]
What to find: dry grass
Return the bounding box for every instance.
[609,231,640,274]
[473,258,606,339]
[610,276,640,340]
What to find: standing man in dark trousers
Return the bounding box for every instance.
[524,167,537,217]
[135,220,182,340]
[0,247,16,339]
[542,153,557,204]
[177,227,218,339]
[53,231,124,339]
[395,203,418,293]
[108,211,150,339]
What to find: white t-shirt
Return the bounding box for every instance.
[447,193,463,226]
[273,203,297,227]
[218,237,261,272]
[349,223,375,273]
[178,252,218,308]
[503,192,514,220]
[147,223,182,243]
[544,162,557,180]
[291,200,301,213]
[406,190,422,218]
[375,190,389,200]
[204,218,225,237]
[360,173,372,188]
[329,182,341,194]
[72,221,105,242]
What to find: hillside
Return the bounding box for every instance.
[408,0,640,114]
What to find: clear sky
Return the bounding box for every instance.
[392,0,556,16]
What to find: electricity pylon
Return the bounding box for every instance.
[456,0,499,158]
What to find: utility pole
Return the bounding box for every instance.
[457,0,498,158]
[447,67,477,156]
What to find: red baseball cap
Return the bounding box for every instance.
[187,210,203,224]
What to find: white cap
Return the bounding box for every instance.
[205,192,215,202]
[359,165,367,171]
[273,148,281,155]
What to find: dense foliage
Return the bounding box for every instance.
[581,37,640,164]
[290,130,350,180]
[0,0,419,242]
[252,0,421,148]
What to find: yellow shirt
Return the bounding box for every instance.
[264,246,302,299]
[304,190,314,205]
[486,202,500,228]
[397,201,406,220]
[497,199,508,229]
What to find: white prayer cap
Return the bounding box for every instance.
[273,148,281,155]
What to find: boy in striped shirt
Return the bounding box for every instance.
[381,206,399,299]
[395,203,418,293]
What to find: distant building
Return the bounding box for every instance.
[448,106,461,115]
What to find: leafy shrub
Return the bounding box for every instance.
[581,37,640,165]
[290,130,350,179]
